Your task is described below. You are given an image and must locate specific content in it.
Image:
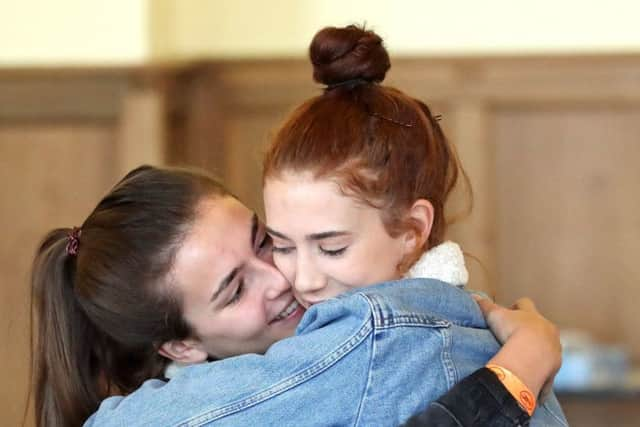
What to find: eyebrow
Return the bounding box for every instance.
[211,213,257,303]
[266,227,351,241]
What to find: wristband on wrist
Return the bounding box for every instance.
[485,364,536,416]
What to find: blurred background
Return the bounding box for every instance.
[2,1,639,425]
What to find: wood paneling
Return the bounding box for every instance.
[0,68,167,427]
[0,125,116,425]
[494,108,640,355]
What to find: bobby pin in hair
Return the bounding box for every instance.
[369,111,414,128]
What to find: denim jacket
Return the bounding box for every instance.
[86,279,567,426]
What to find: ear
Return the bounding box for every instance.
[158,339,208,364]
[402,199,434,256]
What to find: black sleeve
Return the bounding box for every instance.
[401,368,531,427]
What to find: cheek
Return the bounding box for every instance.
[321,255,369,288]
[188,315,223,351]
[210,312,267,356]
[370,242,405,280]
[212,300,268,341]
[237,297,269,335]
[236,317,267,341]
[346,239,405,284]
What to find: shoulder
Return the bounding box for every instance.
[350,278,487,329]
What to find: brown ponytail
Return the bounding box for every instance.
[32,229,103,426]
[30,166,229,426]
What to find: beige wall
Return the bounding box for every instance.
[149,0,640,59]
[0,0,148,65]
[2,0,640,66]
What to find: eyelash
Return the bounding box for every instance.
[271,245,347,257]
[320,247,347,257]
[227,279,244,306]
[271,245,293,254]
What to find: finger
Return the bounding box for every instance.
[472,294,500,316]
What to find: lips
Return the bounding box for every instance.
[273,300,301,322]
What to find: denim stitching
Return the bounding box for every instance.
[353,321,377,427]
[362,294,451,329]
[440,327,457,389]
[177,320,373,426]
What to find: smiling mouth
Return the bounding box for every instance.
[273,300,301,321]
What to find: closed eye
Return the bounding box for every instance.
[227,279,244,306]
[267,231,294,255]
[320,246,347,257]
[272,245,295,255]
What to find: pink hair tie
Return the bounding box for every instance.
[66,227,82,256]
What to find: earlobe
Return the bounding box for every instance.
[158,339,208,364]
[404,199,434,253]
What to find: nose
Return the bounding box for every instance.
[293,251,326,298]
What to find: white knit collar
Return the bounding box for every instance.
[404,241,468,288]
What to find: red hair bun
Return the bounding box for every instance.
[309,25,391,86]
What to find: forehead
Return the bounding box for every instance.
[170,196,252,304]
[264,172,371,227]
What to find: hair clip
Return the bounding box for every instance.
[369,111,414,128]
[66,227,82,256]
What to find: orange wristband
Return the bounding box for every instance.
[485,364,536,416]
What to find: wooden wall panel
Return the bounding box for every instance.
[446,101,495,295]
[165,62,317,214]
[0,69,166,427]
[223,114,279,213]
[0,124,117,425]
[493,108,640,358]
[116,85,166,177]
